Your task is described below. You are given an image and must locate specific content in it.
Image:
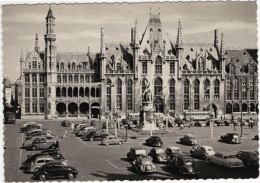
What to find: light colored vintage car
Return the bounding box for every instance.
[132,156,156,174]
[165,146,182,157]
[148,148,167,163]
[29,156,54,173]
[190,145,215,160]
[207,152,244,168]
[23,136,57,151]
[101,135,123,146]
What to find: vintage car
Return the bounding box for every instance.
[252,134,259,141]
[167,153,198,175]
[72,124,88,134]
[219,133,241,144]
[127,147,147,161]
[193,121,207,127]
[132,156,156,174]
[22,150,64,171]
[165,146,182,157]
[179,134,198,146]
[29,156,55,173]
[20,124,42,133]
[148,148,167,163]
[190,145,215,160]
[84,131,109,141]
[23,122,37,127]
[23,136,58,151]
[61,120,71,127]
[101,135,123,146]
[207,152,244,168]
[236,151,259,168]
[76,126,96,136]
[145,136,163,147]
[25,131,56,141]
[32,161,78,181]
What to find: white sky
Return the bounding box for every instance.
[2,1,257,82]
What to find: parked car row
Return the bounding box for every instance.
[73,121,124,146]
[20,122,78,181]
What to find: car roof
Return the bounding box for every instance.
[131,147,144,150]
[35,156,54,160]
[200,145,213,149]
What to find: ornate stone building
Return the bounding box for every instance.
[17,7,258,119]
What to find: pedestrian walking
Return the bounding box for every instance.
[234,122,236,131]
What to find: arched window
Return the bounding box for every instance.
[242,77,247,100]
[79,87,84,97]
[155,56,162,74]
[127,79,133,110]
[60,62,64,70]
[32,60,37,69]
[68,87,72,97]
[57,75,61,83]
[74,75,78,83]
[106,79,112,110]
[62,87,66,97]
[242,103,248,112]
[63,75,67,83]
[56,87,61,97]
[73,87,78,97]
[194,79,200,110]
[169,79,175,110]
[214,79,220,99]
[32,74,37,83]
[80,75,84,83]
[250,103,255,112]
[91,87,95,97]
[116,79,122,110]
[226,103,232,114]
[69,75,73,83]
[154,77,162,97]
[234,77,239,100]
[184,79,190,110]
[233,103,240,112]
[230,64,235,74]
[85,87,89,97]
[204,79,210,99]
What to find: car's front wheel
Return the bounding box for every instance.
[39,173,47,181]
[67,172,75,180]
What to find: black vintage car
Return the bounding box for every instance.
[236,151,259,168]
[32,161,78,181]
[84,131,109,141]
[167,153,198,175]
[145,136,163,147]
[127,147,147,161]
[61,120,71,127]
[21,150,64,171]
[219,133,241,144]
[148,148,167,163]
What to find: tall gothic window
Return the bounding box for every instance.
[198,57,204,71]
[40,102,44,113]
[60,62,64,70]
[116,79,122,110]
[142,62,147,74]
[85,75,89,83]
[127,79,133,110]
[32,60,37,69]
[214,79,220,99]
[57,75,61,83]
[56,87,61,97]
[194,79,200,110]
[32,101,37,113]
[155,56,162,74]
[227,77,232,100]
[32,74,37,83]
[106,79,111,110]
[32,87,37,97]
[226,103,232,114]
[230,64,235,74]
[40,88,44,97]
[69,75,73,83]
[80,75,84,83]
[170,62,175,74]
[184,79,190,110]
[234,77,239,100]
[63,75,67,83]
[72,63,76,70]
[154,77,163,97]
[204,79,210,99]
[74,75,78,83]
[25,102,30,113]
[233,103,240,112]
[25,74,30,83]
[169,79,175,110]
[242,77,247,100]
[25,87,30,98]
[39,74,44,83]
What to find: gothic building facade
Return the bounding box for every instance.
[17,7,258,119]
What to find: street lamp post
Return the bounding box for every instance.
[112,105,118,137]
[105,108,110,134]
[240,77,243,137]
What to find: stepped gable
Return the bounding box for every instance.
[225,49,258,74]
[105,42,134,70]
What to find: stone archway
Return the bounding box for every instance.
[80,102,89,115]
[68,102,78,116]
[154,98,164,113]
[56,103,66,116]
[91,102,100,118]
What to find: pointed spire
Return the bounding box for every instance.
[20,49,24,60]
[100,28,105,56]
[220,33,225,57]
[46,5,55,19]
[150,7,152,16]
[35,33,40,52]
[176,20,182,46]
[135,19,139,46]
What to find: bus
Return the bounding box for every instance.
[183,111,213,121]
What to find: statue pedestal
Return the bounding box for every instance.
[141,101,159,131]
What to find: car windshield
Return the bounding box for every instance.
[135,150,146,155]
[184,159,193,165]
[207,148,213,151]
[142,160,152,165]
[156,149,165,154]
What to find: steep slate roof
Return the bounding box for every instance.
[105,42,134,70]
[225,49,258,74]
